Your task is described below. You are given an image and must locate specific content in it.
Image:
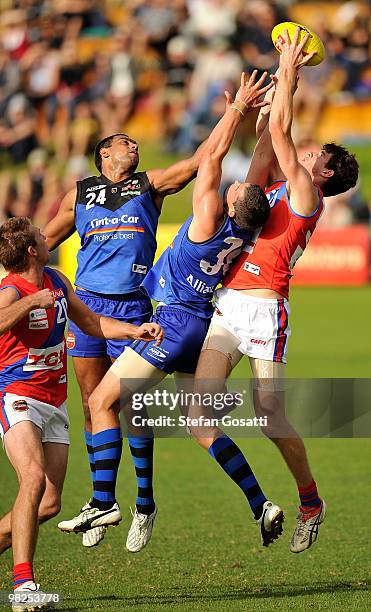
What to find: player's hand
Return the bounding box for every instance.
[224,89,234,111]
[279,27,316,70]
[31,289,55,309]
[233,70,274,115]
[133,323,164,346]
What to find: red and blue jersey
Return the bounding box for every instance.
[224,181,324,299]
[0,267,68,415]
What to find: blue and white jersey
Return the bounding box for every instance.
[141,215,254,318]
[74,172,159,294]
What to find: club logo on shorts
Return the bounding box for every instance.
[66,331,76,350]
[12,400,28,412]
[132,264,147,274]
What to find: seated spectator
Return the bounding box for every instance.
[0,93,38,165]
[158,35,193,142]
[0,44,20,115]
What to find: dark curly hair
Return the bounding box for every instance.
[0,217,36,272]
[321,143,359,197]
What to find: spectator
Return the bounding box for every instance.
[0,93,38,165]
[0,44,20,115]
[0,0,368,229]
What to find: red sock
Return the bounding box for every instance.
[13,562,34,589]
[298,479,321,512]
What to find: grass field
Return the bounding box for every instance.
[1,286,371,611]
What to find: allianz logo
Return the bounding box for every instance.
[90,214,140,228]
[148,347,167,358]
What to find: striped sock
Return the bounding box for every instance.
[13,562,34,589]
[208,436,267,520]
[128,436,155,515]
[84,429,96,485]
[298,479,321,512]
[91,428,122,510]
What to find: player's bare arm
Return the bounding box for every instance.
[147,71,271,210]
[146,140,209,210]
[44,187,76,251]
[189,71,273,242]
[269,28,319,215]
[0,287,54,335]
[57,271,163,344]
[246,75,284,189]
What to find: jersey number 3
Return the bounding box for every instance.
[200,237,244,276]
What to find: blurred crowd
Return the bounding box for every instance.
[0,0,370,226]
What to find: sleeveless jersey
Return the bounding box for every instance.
[141,215,254,318]
[223,181,324,299]
[74,172,159,294]
[0,267,68,408]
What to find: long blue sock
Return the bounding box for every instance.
[84,429,96,487]
[92,428,122,510]
[128,436,155,515]
[208,436,266,519]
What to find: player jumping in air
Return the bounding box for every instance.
[0,217,163,610]
[44,127,211,547]
[57,71,285,549]
[189,29,359,553]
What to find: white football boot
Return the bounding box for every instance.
[58,501,121,533]
[75,502,107,547]
[12,581,54,611]
[290,500,326,553]
[256,500,284,547]
[82,525,107,547]
[126,506,157,553]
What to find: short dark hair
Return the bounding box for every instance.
[321,143,359,197]
[234,184,270,230]
[0,217,36,273]
[94,133,129,172]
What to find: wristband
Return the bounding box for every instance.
[230,102,245,117]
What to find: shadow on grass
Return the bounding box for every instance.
[68,580,371,608]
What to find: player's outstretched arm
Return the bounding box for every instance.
[189,71,273,241]
[146,140,208,209]
[44,188,77,251]
[269,28,318,214]
[246,74,284,189]
[0,288,54,335]
[147,71,272,209]
[59,271,163,343]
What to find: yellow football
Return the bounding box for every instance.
[271,21,325,66]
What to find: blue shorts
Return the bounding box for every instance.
[68,289,152,359]
[131,306,210,374]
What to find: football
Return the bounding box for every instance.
[271,21,326,66]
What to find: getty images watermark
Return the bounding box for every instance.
[119,378,371,438]
[130,389,267,429]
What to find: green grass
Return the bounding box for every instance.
[1,286,371,610]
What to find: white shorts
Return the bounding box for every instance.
[0,393,70,444]
[204,288,291,363]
